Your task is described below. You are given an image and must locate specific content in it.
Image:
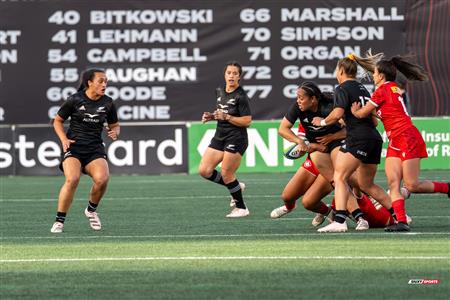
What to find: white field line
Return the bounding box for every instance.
[1,256,448,263]
[0,193,446,202]
[1,231,449,240]
[278,216,450,221]
[0,195,279,202]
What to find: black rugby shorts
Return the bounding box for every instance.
[208,136,248,156]
[339,137,382,164]
[59,144,107,173]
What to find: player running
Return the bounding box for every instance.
[51,68,120,233]
[198,61,252,218]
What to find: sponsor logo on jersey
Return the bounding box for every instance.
[217,97,221,101]
[83,113,100,123]
[218,104,228,109]
[303,118,309,123]
[79,105,86,111]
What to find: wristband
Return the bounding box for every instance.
[320,119,327,126]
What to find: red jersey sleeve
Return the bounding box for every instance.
[370,85,385,107]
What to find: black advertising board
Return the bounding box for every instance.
[5,0,440,125]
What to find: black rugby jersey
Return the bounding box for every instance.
[214,86,251,140]
[334,80,382,141]
[284,98,342,143]
[57,91,118,147]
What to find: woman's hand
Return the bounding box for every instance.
[351,102,362,115]
[202,112,214,123]
[213,109,230,121]
[61,138,75,152]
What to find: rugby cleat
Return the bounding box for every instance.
[387,187,411,199]
[355,218,369,230]
[50,221,64,233]
[384,222,410,232]
[406,214,412,225]
[317,221,348,233]
[226,207,250,218]
[270,205,294,219]
[311,205,333,227]
[84,208,102,230]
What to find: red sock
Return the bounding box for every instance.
[331,197,336,211]
[433,182,449,194]
[285,200,296,210]
[315,201,330,215]
[392,199,407,223]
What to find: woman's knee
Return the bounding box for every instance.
[403,180,420,193]
[198,164,213,178]
[64,175,80,188]
[92,175,109,188]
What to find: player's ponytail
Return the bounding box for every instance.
[77,68,105,92]
[389,55,429,81]
[351,50,385,74]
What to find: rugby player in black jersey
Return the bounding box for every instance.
[51,68,120,233]
[199,61,252,218]
[312,54,394,232]
[276,81,369,230]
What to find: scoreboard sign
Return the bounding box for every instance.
[0,0,411,124]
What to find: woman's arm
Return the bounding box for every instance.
[107,122,120,140]
[213,110,252,128]
[351,101,377,119]
[278,118,310,152]
[53,115,74,152]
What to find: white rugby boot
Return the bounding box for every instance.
[226,207,250,218]
[270,205,294,219]
[84,208,102,230]
[355,218,369,230]
[317,221,348,233]
[50,222,64,233]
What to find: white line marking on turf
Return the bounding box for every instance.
[1,232,449,240]
[0,194,280,202]
[0,256,447,263]
[1,193,447,202]
[278,216,450,221]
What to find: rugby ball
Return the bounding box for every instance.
[283,141,309,160]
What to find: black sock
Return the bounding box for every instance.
[226,180,246,209]
[351,209,364,221]
[206,170,225,186]
[388,207,397,220]
[334,210,347,224]
[87,201,98,212]
[55,211,66,223]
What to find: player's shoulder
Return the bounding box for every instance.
[66,91,84,104]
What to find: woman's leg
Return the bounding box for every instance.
[198,147,225,184]
[403,158,449,195]
[83,158,110,231]
[51,157,82,233]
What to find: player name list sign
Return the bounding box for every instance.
[0,0,406,124]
